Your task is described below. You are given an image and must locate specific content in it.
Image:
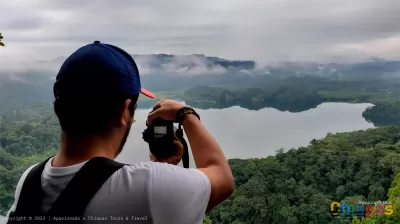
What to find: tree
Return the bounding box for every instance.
[209,126,400,223]
[203,215,212,224]
[0,33,4,47]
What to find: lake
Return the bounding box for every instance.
[116,102,375,167]
[0,102,375,221]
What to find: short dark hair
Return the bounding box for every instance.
[54,94,139,136]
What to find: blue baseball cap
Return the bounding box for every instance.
[53,40,155,100]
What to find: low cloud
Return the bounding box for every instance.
[134,54,228,76]
[0,54,241,78]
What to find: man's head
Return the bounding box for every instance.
[53,41,155,157]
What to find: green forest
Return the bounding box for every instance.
[0,102,59,214]
[139,76,400,127]
[178,80,400,127]
[208,126,400,223]
[2,100,400,223]
[1,75,400,223]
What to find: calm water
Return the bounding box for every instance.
[116,102,375,167]
[0,103,375,220]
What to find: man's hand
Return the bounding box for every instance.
[149,135,184,165]
[147,99,185,125]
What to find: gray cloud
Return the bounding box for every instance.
[5,15,46,30]
[1,0,400,65]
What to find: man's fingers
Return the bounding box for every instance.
[152,98,166,111]
[147,99,168,125]
[147,108,164,125]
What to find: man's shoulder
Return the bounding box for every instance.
[115,162,208,184]
[116,161,181,178]
[18,163,39,185]
[121,161,185,172]
[108,161,166,182]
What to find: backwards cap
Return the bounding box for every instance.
[54,40,155,100]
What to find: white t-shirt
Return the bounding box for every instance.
[6,157,211,224]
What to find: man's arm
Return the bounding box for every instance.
[147,100,234,213]
[183,114,234,212]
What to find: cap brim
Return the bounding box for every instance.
[141,88,156,99]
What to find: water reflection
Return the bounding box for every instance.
[116,102,375,168]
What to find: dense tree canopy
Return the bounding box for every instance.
[181,82,400,126]
[363,102,400,126]
[0,114,59,214]
[183,86,324,112]
[3,104,400,222]
[1,72,400,223]
[209,126,400,223]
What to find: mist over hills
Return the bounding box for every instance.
[1,54,400,95]
[28,54,256,76]
[6,54,400,80]
[264,58,400,80]
[131,54,256,75]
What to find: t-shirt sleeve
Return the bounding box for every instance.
[147,162,211,224]
[5,164,38,218]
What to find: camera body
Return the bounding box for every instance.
[142,118,177,160]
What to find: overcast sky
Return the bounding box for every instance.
[1,0,400,64]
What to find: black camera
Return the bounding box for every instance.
[142,117,189,168]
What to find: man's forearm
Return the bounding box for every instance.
[183,113,234,211]
[182,114,230,170]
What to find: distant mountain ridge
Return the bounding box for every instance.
[131,54,256,71]
[257,58,400,80]
[2,54,400,107]
[38,54,256,75]
[41,54,400,79]
[3,54,400,87]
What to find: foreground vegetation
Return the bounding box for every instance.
[209,126,400,223]
[1,75,400,223]
[0,106,59,214]
[2,101,400,224]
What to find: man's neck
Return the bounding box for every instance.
[52,132,117,167]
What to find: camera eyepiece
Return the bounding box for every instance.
[143,109,192,168]
[143,118,176,159]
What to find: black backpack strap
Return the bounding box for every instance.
[46,157,125,222]
[7,156,52,224]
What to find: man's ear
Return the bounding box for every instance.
[120,99,132,127]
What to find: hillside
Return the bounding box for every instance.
[1,69,400,127]
[11,54,400,83]
[209,126,400,223]
[1,55,400,223]
[2,100,400,224]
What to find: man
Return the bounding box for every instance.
[6,41,234,223]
